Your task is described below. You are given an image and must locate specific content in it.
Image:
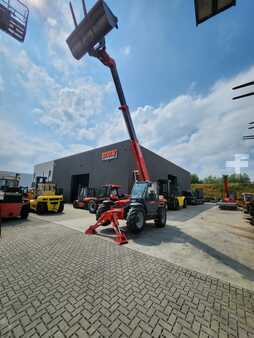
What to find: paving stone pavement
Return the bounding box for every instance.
[0,219,254,338]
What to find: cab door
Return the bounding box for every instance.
[145,183,159,216]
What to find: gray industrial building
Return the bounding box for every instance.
[34,140,191,202]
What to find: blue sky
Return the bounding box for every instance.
[0,0,254,178]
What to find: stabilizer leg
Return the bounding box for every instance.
[111,213,128,245]
[85,209,128,245]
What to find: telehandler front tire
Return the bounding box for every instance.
[127,207,145,234]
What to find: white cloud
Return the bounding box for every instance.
[0,119,91,173]
[134,66,254,178]
[0,47,110,140]
[90,65,254,179]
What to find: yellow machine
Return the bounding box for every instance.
[158,179,187,210]
[29,177,64,214]
[176,195,187,209]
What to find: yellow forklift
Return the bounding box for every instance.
[158,178,187,210]
[29,177,64,214]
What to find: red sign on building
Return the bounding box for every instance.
[101,149,118,161]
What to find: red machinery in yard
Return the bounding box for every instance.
[218,175,237,210]
[67,0,167,244]
[0,174,30,220]
[73,184,128,214]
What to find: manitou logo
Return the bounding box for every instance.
[101,149,118,161]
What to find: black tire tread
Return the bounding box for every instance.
[126,207,145,234]
[155,207,167,228]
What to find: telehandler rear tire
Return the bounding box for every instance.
[155,207,167,228]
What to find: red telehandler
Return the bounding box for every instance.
[67,0,167,244]
[218,175,237,210]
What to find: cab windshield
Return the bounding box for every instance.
[131,183,147,199]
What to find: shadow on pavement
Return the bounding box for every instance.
[167,203,215,222]
[100,223,254,282]
[30,211,66,217]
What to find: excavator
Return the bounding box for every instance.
[67,0,167,244]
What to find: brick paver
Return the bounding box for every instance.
[0,219,254,337]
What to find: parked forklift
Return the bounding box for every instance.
[73,186,96,210]
[67,0,167,244]
[158,179,187,210]
[0,174,29,219]
[73,184,128,213]
[29,176,64,214]
[182,189,204,205]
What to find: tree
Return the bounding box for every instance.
[191,174,200,184]
[228,173,250,184]
[203,176,221,184]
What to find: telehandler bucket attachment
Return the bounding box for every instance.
[66,0,118,60]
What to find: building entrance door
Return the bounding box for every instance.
[71,174,89,202]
